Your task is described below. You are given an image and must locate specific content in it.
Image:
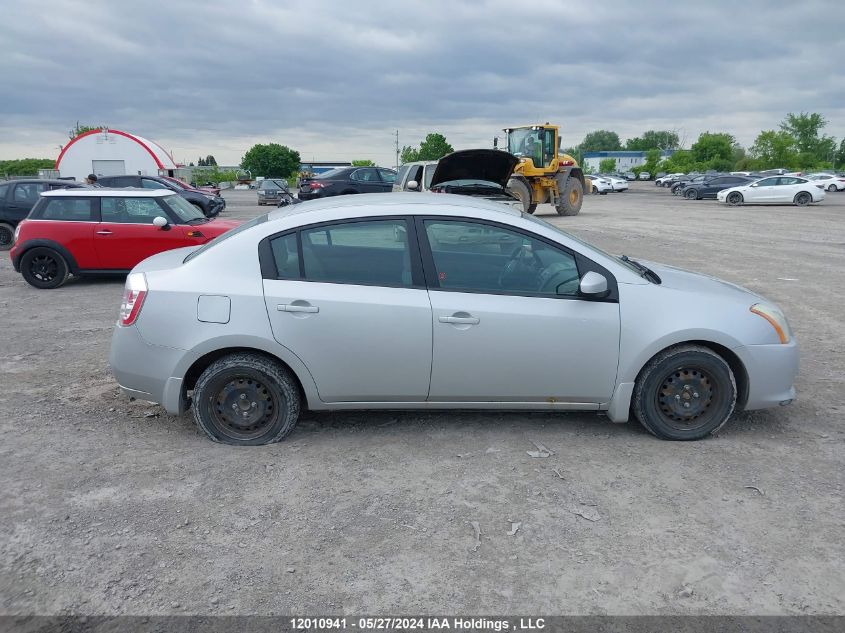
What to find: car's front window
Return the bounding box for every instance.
[164,194,206,222]
[260,179,286,190]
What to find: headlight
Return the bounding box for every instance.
[750,303,791,344]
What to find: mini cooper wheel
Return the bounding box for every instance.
[192,353,301,445]
[726,192,743,206]
[794,192,811,206]
[20,247,70,289]
[633,345,737,440]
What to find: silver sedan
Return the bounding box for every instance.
[109,194,798,445]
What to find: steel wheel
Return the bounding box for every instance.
[656,368,715,432]
[210,376,276,441]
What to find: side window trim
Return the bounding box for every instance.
[414,215,618,302]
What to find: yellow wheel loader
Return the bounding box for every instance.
[503,124,585,216]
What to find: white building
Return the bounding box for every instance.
[582,150,675,173]
[55,128,179,181]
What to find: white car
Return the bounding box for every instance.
[806,173,845,192]
[638,172,651,180]
[717,176,826,206]
[655,173,683,187]
[586,175,612,194]
[598,174,629,192]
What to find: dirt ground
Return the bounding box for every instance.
[1,182,843,616]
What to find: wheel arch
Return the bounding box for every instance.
[12,238,80,274]
[181,345,316,411]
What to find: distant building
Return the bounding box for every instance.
[56,128,180,181]
[582,150,675,172]
[299,161,352,175]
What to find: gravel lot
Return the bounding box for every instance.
[1,182,843,616]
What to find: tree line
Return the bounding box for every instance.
[570,112,843,175]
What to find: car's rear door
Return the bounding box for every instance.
[261,217,433,402]
[93,196,188,269]
[349,168,384,193]
[419,217,621,403]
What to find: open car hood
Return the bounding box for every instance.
[430,149,519,189]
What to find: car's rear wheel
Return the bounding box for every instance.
[592,186,598,194]
[633,345,737,441]
[684,189,698,200]
[827,184,836,192]
[794,192,811,206]
[0,222,15,251]
[671,184,683,195]
[20,247,70,289]
[192,353,301,446]
[726,192,743,206]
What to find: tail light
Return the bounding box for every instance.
[119,272,148,326]
[309,182,325,189]
[13,221,24,243]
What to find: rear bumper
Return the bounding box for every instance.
[110,324,189,414]
[734,339,799,410]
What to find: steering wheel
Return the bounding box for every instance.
[498,244,544,289]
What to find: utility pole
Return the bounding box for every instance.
[395,130,400,170]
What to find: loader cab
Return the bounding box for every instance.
[505,126,558,170]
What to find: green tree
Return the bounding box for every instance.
[835,139,845,170]
[400,146,419,164]
[642,148,661,175]
[598,157,617,173]
[691,132,735,165]
[351,159,376,167]
[779,112,835,165]
[417,133,454,160]
[0,158,57,177]
[626,130,679,151]
[69,122,100,139]
[241,143,301,178]
[749,130,798,169]
[205,155,217,167]
[579,130,622,152]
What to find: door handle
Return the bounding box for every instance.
[439,315,479,325]
[96,230,113,235]
[277,303,319,313]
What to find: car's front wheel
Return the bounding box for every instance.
[632,344,737,440]
[828,184,836,192]
[726,192,743,206]
[192,353,301,445]
[684,189,698,200]
[20,247,70,289]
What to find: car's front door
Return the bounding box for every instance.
[262,218,433,402]
[420,218,621,403]
[747,177,779,202]
[349,168,384,193]
[94,196,187,269]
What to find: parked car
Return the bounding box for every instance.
[162,176,221,197]
[10,189,240,289]
[585,175,612,194]
[256,178,296,205]
[717,176,826,206]
[108,193,798,446]
[638,172,651,180]
[97,175,226,217]
[393,161,439,192]
[298,166,397,200]
[0,179,87,251]
[670,174,711,195]
[680,175,755,200]
[655,173,684,187]
[598,174,629,192]
[622,172,636,181]
[806,173,845,192]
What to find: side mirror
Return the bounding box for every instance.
[750,183,758,187]
[153,216,170,230]
[406,180,420,191]
[579,271,608,296]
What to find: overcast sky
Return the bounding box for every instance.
[2,0,844,167]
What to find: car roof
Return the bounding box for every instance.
[41,188,177,197]
[267,192,522,222]
[1,179,82,185]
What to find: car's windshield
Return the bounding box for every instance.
[260,179,288,189]
[164,194,207,223]
[184,214,268,263]
[423,165,438,189]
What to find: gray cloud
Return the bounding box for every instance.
[2,0,844,166]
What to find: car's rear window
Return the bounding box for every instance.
[183,214,268,263]
[36,198,95,221]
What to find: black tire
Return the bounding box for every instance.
[794,192,811,206]
[592,186,598,195]
[684,189,698,200]
[192,353,301,446]
[0,222,14,251]
[828,184,836,192]
[555,173,583,216]
[633,345,737,441]
[20,247,70,289]
[726,192,743,206]
[671,184,683,195]
[506,177,535,213]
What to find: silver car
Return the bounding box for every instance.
[110,194,798,446]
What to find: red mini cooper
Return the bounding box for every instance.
[10,189,241,289]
